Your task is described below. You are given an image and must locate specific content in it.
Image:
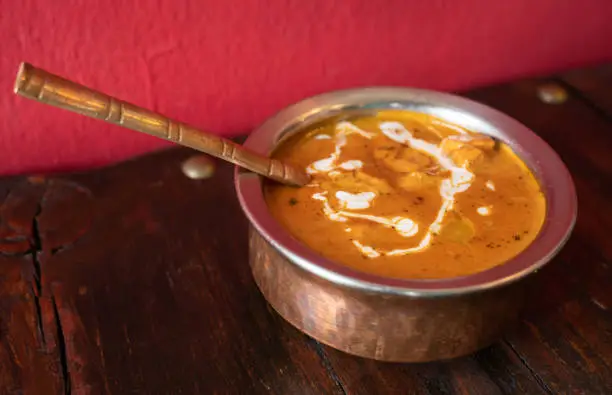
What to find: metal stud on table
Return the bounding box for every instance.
[537,83,569,104]
[182,155,215,180]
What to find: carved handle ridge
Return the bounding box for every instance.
[13,62,310,187]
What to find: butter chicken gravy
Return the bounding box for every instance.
[264,111,546,279]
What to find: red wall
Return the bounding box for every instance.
[1,0,611,176]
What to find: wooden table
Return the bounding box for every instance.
[1,65,611,395]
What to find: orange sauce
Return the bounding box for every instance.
[264,110,546,279]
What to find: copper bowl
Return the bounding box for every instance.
[235,88,577,362]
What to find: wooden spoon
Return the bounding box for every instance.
[13,62,310,187]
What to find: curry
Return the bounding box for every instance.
[264,110,546,279]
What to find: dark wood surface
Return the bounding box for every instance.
[0,64,611,394]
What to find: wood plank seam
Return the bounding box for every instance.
[51,294,71,395]
[31,202,45,347]
[555,78,612,122]
[307,338,348,395]
[31,187,72,395]
[502,338,555,394]
[0,180,68,394]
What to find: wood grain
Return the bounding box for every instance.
[0,178,67,394]
[467,78,612,394]
[0,154,341,394]
[1,65,612,394]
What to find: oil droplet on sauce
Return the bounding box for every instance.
[477,206,492,216]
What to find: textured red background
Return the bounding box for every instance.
[1,0,611,175]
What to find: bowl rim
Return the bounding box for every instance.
[235,87,577,297]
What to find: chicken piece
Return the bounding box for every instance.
[374,145,433,173]
[450,146,484,168]
[322,170,394,195]
[440,136,487,169]
[397,171,440,192]
[468,135,496,151]
[436,211,475,243]
[440,134,496,150]
[439,137,464,156]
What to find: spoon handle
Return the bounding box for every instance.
[13,62,309,187]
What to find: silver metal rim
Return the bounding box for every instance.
[235,87,577,297]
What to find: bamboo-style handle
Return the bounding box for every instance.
[13,62,310,187]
